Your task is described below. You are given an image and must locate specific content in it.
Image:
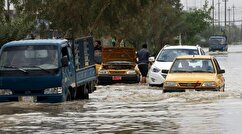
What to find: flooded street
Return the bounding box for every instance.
[1,45,242,133]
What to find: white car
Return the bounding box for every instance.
[148,45,206,86]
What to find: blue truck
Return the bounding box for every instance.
[0,36,97,102]
[208,35,228,52]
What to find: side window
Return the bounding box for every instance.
[200,48,205,55]
[61,46,69,59]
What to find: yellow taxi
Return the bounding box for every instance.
[162,55,225,92]
[97,47,140,84]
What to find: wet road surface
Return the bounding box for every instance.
[1,45,242,133]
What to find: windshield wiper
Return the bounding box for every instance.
[0,66,28,73]
[157,60,167,62]
[172,70,192,73]
[193,70,214,73]
[193,70,207,72]
[23,65,53,74]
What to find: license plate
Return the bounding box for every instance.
[18,96,36,102]
[112,76,122,80]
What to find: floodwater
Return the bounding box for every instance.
[1,45,242,134]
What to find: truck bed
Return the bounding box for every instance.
[76,65,96,86]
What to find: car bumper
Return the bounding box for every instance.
[163,87,221,92]
[98,74,140,84]
[0,94,65,103]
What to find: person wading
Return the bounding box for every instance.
[137,43,150,83]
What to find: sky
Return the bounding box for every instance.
[180,0,242,26]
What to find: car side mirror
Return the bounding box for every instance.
[149,56,155,62]
[162,69,169,74]
[218,69,225,74]
[61,56,68,67]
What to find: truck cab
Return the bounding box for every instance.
[0,37,96,103]
[208,35,228,52]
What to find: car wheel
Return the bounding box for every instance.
[219,85,225,92]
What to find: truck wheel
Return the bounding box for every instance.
[76,85,90,99]
[88,81,97,93]
[65,89,71,101]
[82,85,89,99]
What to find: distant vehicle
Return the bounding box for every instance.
[97,47,140,84]
[162,55,225,92]
[148,45,206,86]
[208,35,228,52]
[0,36,97,103]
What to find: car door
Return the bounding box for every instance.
[213,58,225,87]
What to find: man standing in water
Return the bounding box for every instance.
[137,43,149,83]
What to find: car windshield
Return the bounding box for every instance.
[209,37,226,44]
[156,49,199,62]
[170,59,215,73]
[0,45,59,69]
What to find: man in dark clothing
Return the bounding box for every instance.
[137,43,149,83]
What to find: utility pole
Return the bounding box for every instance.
[228,7,231,40]
[218,0,221,28]
[241,17,242,41]
[224,0,227,33]
[228,7,231,26]
[6,0,10,23]
[212,0,215,35]
[232,5,235,25]
[231,5,235,42]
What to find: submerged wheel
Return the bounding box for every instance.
[76,85,89,99]
[65,89,71,101]
[220,85,225,92]
[88,81,97,93]
[81,85,89,99]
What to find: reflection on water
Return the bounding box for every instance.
[1,45,242,133]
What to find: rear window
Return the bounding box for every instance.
[156,49,199,62]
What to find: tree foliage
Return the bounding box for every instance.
[0,0,34,46]
[181,1,212,44]
[0,0,216,52]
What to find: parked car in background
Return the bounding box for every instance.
[148,45,206,86]
[162,55,225,92]
[97,47,140,85]
[208,35,228,52]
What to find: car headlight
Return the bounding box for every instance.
[164,82,177,87]
[0,89,12,95]
[126,70,136,74]
[152,67,160,73]
[44,87,62,94]
[202,82,216,87]
[98,70,109,74]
